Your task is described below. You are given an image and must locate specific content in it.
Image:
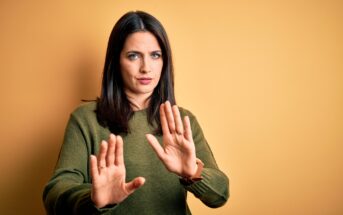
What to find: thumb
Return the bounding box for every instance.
[146,134,165,160]
[125,177,145,194]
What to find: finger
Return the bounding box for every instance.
[106,134,116,166]
[146,134,165,160]
[90,155,99,177]
[115,135,124,166]
[125,177,146,194]
[172,105,183,135]
[164,101,175,133]
[98,140,108,170]
[160,103,170,135]
[183,116,193,141]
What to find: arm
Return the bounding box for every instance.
[43,113,144,214]
[146,101,229,208]
[183,112,229,208]
[43,114,104,214]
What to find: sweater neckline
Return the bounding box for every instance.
[133,108,148,115]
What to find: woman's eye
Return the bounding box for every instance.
[127,53,139,60]
[151,52,162,59]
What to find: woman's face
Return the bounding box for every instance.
[120,31,163,101]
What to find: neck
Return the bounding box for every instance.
[125,92,152,111]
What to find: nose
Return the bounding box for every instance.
[140,56,151,73]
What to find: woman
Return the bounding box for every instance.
[43,11,229,214]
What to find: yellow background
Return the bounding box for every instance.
[0,0,342,214]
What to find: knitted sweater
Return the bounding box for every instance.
[43,102,229,214]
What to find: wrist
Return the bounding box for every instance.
[180,158,204,185]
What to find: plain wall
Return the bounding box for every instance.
[0,0,342,214]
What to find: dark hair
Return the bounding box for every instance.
[96,11,176,135]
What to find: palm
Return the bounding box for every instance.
[146,101,197,178]
[90,134,145,208]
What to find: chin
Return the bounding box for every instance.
[133,88,154,95]
[137,86,156,94]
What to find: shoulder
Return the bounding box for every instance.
[178,106,195,117]
[178,106,205,137]
[66,101,107,134]
[71,101,96,115]
[70,101,97,122]
[178,106,199,124]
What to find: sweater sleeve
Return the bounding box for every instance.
[42,113,116,215]
[182,111,229,208]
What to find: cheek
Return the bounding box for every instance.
[153,61,163,75]
[154,67,163,85]
[120,61,136,77]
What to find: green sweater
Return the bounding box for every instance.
[43,102,229,214]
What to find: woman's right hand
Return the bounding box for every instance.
[90,134,145,208]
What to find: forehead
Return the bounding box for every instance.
[122,31,161,51]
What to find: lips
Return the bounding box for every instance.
[137,77,152,85]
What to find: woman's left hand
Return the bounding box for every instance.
[146,101,197,178]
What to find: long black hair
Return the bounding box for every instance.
[96,11,176,135]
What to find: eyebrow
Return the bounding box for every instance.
[126,50,162,54]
